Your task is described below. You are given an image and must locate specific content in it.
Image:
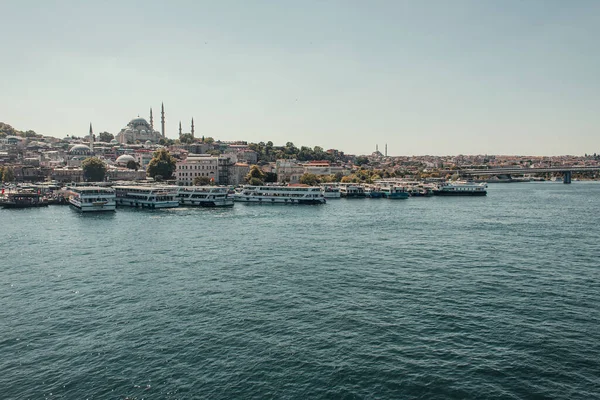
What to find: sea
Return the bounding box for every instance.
[1,182,599,399]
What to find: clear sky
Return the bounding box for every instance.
[1,0,598,156]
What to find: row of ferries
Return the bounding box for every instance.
[319,181,487,199]
[67,184,327,212]
[41,180,488,213]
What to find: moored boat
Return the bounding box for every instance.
[114,185,180,208]
[69,186,116,212]
[381,185,409,199]
[1,191,49,208]
[339,184,366,198]
[320,184,341,199]
[234,185,326,204]
[433,181,487,196]
[177,186,234,207]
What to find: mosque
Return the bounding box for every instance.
[115,103,167,144]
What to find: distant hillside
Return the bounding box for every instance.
[0,122,39,138]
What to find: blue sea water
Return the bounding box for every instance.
[1,182,599,399]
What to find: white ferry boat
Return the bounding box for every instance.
[433,181,487,196]
[114,185,180,208]
[320,184,341,199]
[339,184,366,198]
[234,185,326,204]
[177,186,234,207]
[69,186,116,212]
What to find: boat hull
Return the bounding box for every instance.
[69,200,116,212]
[433,191,487,196]
[384,193,410,199]
[116,199,180,208]
[234,197,325,204]
[180,199,234,207]
[1,202,49,209]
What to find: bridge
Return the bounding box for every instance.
[445,166,600,184]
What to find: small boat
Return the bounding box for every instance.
[1,191,49,208]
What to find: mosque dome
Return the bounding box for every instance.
[129,117,149,126]
[69,144,92,155]
[116,154,136,166]
[145,140,152,146]
[110,139,119,144]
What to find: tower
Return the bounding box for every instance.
[150,108,154,130]
[179,121,182,137]
[161,102,165,138]
[385,143,388,157]
[191,118,195,138]
[376,144,379,153]
[89,122,94,153]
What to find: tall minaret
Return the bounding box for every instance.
[385,143,388,157]
[179,121,182,137]
[161,102,165,138]
[191,118,195,138]
[150,108,154,130]
[89,123,94,153]
[376,144,379,153]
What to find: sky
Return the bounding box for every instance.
[1,0,598,156]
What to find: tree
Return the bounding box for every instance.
[355,156,369,166]
[147,148,177,179]
[179,133,195,144]
[299,173,319,186]
[81,157,107,182]
[99,132,114,142]
[159,138,175,146]
[193,176,212,186]
[204,137,215,144]
[264,172,278,183]
[2,167,14,182]
[126,160,138,170]
[245,165,265,185]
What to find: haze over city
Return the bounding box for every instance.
[1,0,598,156]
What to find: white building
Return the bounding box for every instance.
[276,159,304,184]
[176,154,219,186]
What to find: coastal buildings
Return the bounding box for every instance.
[176,155,219,186]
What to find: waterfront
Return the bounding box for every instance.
[1,182,599,399]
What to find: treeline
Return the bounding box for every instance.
[0,122,39,138]
[248,142,346,163]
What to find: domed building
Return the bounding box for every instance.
[116,115,162,144]
[115,154,137,167]
[67,144,93,167]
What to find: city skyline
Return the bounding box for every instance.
[1,0,599,156]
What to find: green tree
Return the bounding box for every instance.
[81,157,107,182]
[299,173,319,186]
[99,132,114,142]
[245,165,265,185]
[158,138,175,146]
[264,172,278,183]
[355,156,369,166]
[193,176,212,186]
[2,167,14,182]
[180,133,195,144]
[204,137,215,144]
[147,148,177,179]
[126,160,138,170]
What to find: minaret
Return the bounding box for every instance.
[376,144,379,153]
[179,121,182,137]
[385,143,388,157]
[89,123,94,153]
[150,108,154,130]
[191,118,195,138]
[161,102,165,138]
